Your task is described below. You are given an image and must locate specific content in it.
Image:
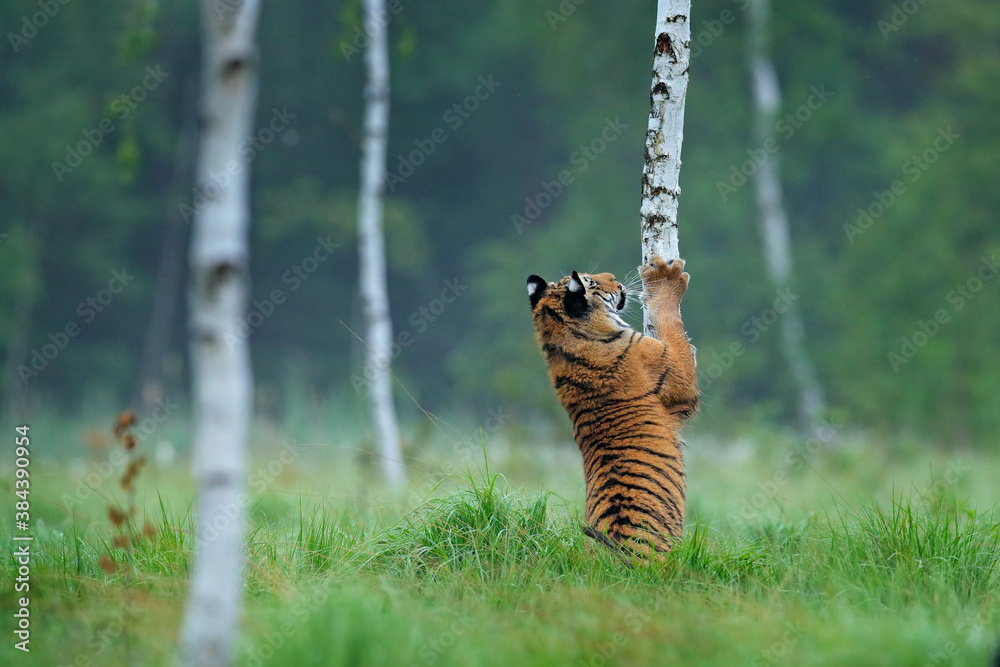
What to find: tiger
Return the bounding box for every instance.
[526,256,698,558]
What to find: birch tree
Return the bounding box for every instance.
[180,1,261,664]
[640,0,691,336]
[747,0,826,430]
[357,0,405,487]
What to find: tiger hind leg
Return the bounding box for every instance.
[580,523,670,565]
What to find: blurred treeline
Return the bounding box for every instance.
[1,0,997,445]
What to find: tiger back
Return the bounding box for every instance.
[526,257,698,558]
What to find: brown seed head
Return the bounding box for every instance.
[100,555,118,575]
[108,506,127,527]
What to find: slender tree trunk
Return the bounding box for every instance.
[180,1,260,665]
[1,273,37,420]
[747,0,826,430]
[357,0,405,487]
[1,221,46,421]
[640,0,691,337]
[133,114,196,410]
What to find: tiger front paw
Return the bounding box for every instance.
[641,256,689,304]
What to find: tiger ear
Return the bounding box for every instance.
[527,275,548,309]
[564,270,588,318]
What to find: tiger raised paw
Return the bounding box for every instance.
[641,256,689,313]
[526,259,698,559]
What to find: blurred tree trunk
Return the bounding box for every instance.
[180,0,260,665]
[748,0,826,431]
[357,0,405,487]
[0,294,33,419]
[132,111,196,410]
[640,0,691,337]
[0,223,43,421]
[1,293,35,419]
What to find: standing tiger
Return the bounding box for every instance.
[526,256,698,558]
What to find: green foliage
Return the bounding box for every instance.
[1,0,999,443]
[369,474,563,580]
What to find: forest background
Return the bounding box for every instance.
[1,0,998,450]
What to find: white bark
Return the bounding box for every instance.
[748,0,826,430]
[180,1,260,665]
[641,0,691,336]
[357,0,405,487]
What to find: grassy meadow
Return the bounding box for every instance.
[1,409,999,666]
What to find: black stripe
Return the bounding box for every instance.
[594,499,672,529]
[593,501,646,527]
[573,404,655,438]
[661,397,698,416]
[578,437,600,459]
[540,305,564,323]
[599,497,681,530]
[569,328,626,343]
[595,442,681,463]
[611,465,684,497]
[588,472,683,517]
[562,386,621,411]
[554,375,595,392]
[542,343,599,369]
[595,332,639,379]
[653,364,671,392]
[578,399,658,423]
[608,514,645,530]
[591,427,675,442]
[568,327,598,341]
[590,470,631,497]
[616,456,685,483]
[582,449,609,478]
[605,472,684,521]
[579,438,683,477]
[581,523,625,554]
[581,445,682,480]
[564,388,657,414]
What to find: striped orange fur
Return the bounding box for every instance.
[527,257,698,558]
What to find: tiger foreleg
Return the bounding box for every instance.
[640,257,699,415]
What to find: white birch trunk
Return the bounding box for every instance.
[748,0,826,430]
[641,0,691,336]
[357,0,405,487]
[180,1,260,664]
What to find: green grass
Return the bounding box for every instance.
[2,430,999,666]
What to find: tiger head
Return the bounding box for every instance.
[526,271,629,335]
